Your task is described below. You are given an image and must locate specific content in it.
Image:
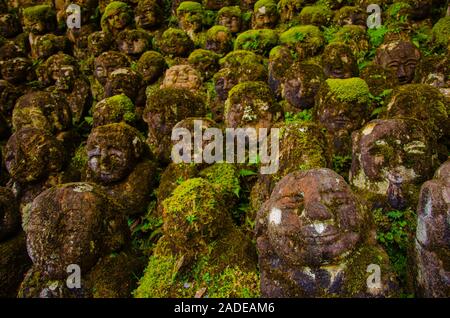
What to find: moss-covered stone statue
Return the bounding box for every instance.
[143,87,206,163]
[18,182,144,298]
[5,127,69,212]
[217,6,242,34]
[116,29,152,58]
[374,39,421,85]
[322,42,359,79]
[268,46,294,99]
[279,25,325,60]
[157,27,194,57]
[101,1,133,36]
[224,81,280,130]
[205,25,233,55]
[282,62,325,112]
[87,31,114,57]
[350,118,439,210]
[104,67,144,105]
[256,168,399,297]
[134,0,164,30]
[134,176,259,298]
[136,50,167,85]
[314,77,371,156]
[92,94,136,128]
[415,160,450,297]
[177,1,204,36]
[188,49,219,81]
[252,0,279,30]
[36,53,92,125]
[299,5,333,27]
[234,29,278,56]
[85,123,157,215]
[160,64,203,94]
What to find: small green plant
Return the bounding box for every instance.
[332,155,352,175]
[373,207,417,288]
[284,109,313,123]
[367,25,389,48]
[186,214,198,224]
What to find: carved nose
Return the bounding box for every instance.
[303,201,333,221]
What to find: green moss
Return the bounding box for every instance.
[199,163,240,198]
[206,25,230,39]
[326,78,370,103]
[23,5,55,21]
[279,25,322,45]
[219,50,261,68]
[299,5,333,25]
[387,2,412,18]
[177,1,203,13]
[254,0,277,12]
[70,144,88,171]
[217,5,241,19]
[234,29,278,56]
[101,1,131,31]
[133,254,181,298]
[432,17,450,48]
[188,48,219,64]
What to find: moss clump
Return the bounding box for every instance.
[93,94,136,126]
[177,1,203,13]
[331,25,369,60]
[23,5,55,22]
[219,50,262,68]
[326,78,371,103]
[158,28,194,57]
[199,163,240,199]
[188,48,219,65]
[432,17,450,48]
[299,5,333,26]
[254,0,277,12]
[234,29,278,56]
[217,5,241,19]
[279,25,324,58]
[206,25,230,39]
[162,178,229,256]
[101,2,132,30]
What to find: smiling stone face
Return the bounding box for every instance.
[177,1,203,34]
[86,123,143,184]
[161,64,202,93]
[257,168,365,267]
[217,6,242,33]
[252,0,279,29]
[375,40,421,85]
[350,118,437,208]
[135,0,163,29]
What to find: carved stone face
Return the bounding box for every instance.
[5,128,64,184]
[116,30,151,56]
[135,0,163,29]
[253,3,279,29]
[26,183,128,278]
[258,168,364,267]
[22,6,56,35]
[315,78,371,155]
[322,43,359,79]
[136,51,166,84]
[0,57,31,84]
[217,9,241,33]
[350,119,437,206]
[41,53,78,91]
[94,51,130,86]
[86,123,143,184]
[101,2,132,35]
[283,63,324,110]
[161,65,202,93]
[178,6,203,33]
[375,40,421,85]
[12,91,72,135]
[88,31,113,57]
[104,68,142,101]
